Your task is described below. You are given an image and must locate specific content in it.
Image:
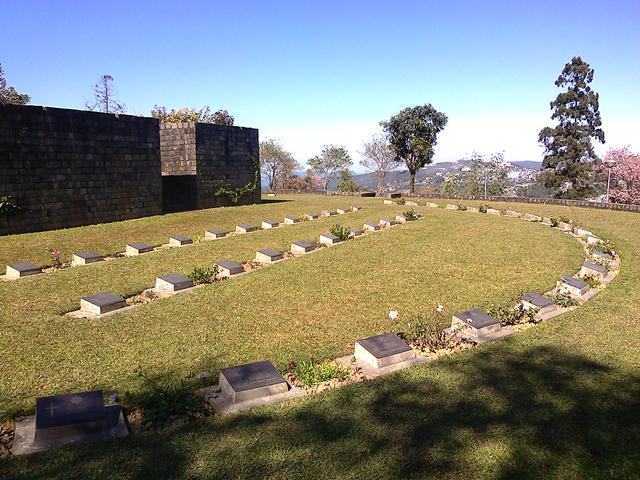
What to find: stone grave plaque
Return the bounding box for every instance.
[363,222,380,232]
[236,224,257,233]
[319,233,341,246]
[380,218,396,227]
[580,262,607,279]
[255,248,283,263]
[155,273,194,292]
[446,204,458,210]
[558,276,589,297]
[284,216,300,224]
[169,235,193,246]
[12,389,128,455]
[349,227,363,237]
[291,240,316,254]
[219,360,289,404]
[72,252,104,266]
[205,229,227,239]
[126,242,152,256]
[355,333,414,369]
[216,260,244,277]
[586,235,601,246]
[5,262,42,279]
[452,309,501,339]
[522,292,556,315]
[261,220,279,229]
[487,208,501,215]
[80,292,126,315]
[304,213,319,220]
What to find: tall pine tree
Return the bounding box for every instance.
[538,57,605,199]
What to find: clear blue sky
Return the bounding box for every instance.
[2,0,639,168]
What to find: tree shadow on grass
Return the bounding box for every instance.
[2,344,639,479]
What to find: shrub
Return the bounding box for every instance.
[589,238,616,256]
[0,195,21,216]
[129,371,204,425]
[550,215,570,227]
[395,198,406,205]
[580,274,602,289]
[286,357,349,387]
[402,208,419,221]
[189,266,217,284]
[479,204,488,213]
[402,312,451,352]
[551,292,578,308]
[330,224,350,241]
[486,302,538,326]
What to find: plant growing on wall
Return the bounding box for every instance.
[0,195,21,216]
[214,156,260,204]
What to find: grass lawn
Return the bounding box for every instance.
[1,195,639,479]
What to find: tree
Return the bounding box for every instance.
[308,145,352,191]
[151,106,235,125]
[381,104,448,193]
[86,74,125,113]
[0,63,30,105]
[336,169,359,192]
[605,147,640,205]
[538,56,605,199]
[259,140,300,191]
[359,134,402,194]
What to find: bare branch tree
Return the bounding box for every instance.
[86,74,125,113]
[359,133,401,194]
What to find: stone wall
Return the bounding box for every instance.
[195,122,260,208]
[159,122,260,209]
[0,104,162,235]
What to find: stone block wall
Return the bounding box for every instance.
[0,104,162,235]
[195,123,260,208]
[159,122,260,209]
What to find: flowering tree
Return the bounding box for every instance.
[606,147,640,204]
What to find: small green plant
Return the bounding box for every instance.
[479,204,488,213]
[395,198,406,205]
[486,302,538,326]
[551,292,578,308]
[330,224,350,241]
[402,208,419,221]
[457,202,467,211]
[580,274,602,289]
[550,215,570,227]
[0,195,21,216]
[130,370,204,425]
[589,238,616,256]
[189,266,217,284]
[402,309,452,352]
[285,357,349,387]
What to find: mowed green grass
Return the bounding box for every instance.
[2,196,639,479]
[0,196,580,421]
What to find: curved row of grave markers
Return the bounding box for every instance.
[64,213,415,318]
[10,205,620,457]
[1,206,363,281]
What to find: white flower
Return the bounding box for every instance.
[389,310,398,320]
